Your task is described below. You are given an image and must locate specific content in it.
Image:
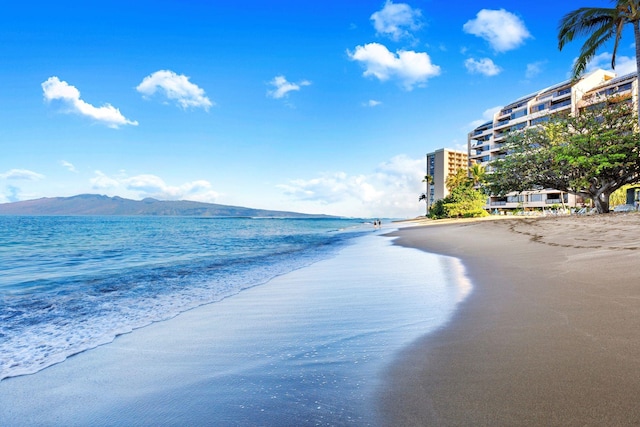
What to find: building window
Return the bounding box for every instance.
[530,116,549,125]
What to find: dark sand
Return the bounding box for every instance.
[381,215,640,426]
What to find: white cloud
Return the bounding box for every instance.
[525,61,546,79]
[0,169,45,180]
[42,77,138,128]
[463,9,531,53]
[0,186,21,203]
[60,160,77,173]
[91,170,121,189]
[267,75,311,99]
[278,154,425,218]
[363,99,382,107]
[136,70,213,110]
[584,52,637,75]
[370,0,422,41]
[348,42,441,90]
[469,106,502,130]
[465,58,502,76]
[90,171,219,202]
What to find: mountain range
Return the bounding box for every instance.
[0,194,334,218]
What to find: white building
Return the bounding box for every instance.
[468,69,638,212]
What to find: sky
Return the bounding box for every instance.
[1,0,637,218]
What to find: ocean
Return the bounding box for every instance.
[0,215,369,381]
[0,215,473,425]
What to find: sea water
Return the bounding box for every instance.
[0,216,475,425]
[0,215,370,381]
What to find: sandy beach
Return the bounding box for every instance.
[381,214,640,426]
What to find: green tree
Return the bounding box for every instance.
[470,163,487,189]
[558,1,640,125]
[430,168,488,219]
[445,168,469,191]
[488,102,640,213]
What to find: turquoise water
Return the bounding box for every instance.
[0,216,369,380]
[0,226,473,426]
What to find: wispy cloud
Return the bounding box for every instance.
[42,77,138,128]
[267,75,311,99]
[0,169,45,180]
[90,171,220,202]
[348,42,441,90]
[525,61,546,79]
[137,70,213,110]
[278,154,424,218]
[363,99,382,107]
[370,0,422,42]
[463,9,531,53]
[60,160,77,173]
[584,52,637,75]
[469,106,502,129]
[465,58,502,76]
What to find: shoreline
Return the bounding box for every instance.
[381,214,640,425]
[0,231,469,426]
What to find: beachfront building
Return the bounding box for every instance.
[425,148,468,208]
[468,69,639,212]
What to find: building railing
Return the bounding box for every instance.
[550,99,571,110]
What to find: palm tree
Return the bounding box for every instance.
[445,168,469,191]
[558,1,640,125]
[470,163,487,187]
[421,174,433,215]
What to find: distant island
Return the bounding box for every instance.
[0,194,335,218]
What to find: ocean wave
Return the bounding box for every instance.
[0,217,368,381]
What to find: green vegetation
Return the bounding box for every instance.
[429,168,488,219]
[558,1,640,126]
[488,102,640,213]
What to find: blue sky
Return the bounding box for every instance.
[1,0,636,218]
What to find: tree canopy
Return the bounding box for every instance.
[429,168,488,219]
[488,101,640,213]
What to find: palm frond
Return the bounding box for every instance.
[558,7,618,50]
[574,24,617,76]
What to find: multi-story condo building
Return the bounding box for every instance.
[468,69,639,212]
[425,148,468,209]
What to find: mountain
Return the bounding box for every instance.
[0,194,334,218]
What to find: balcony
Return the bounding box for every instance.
[550,99,571,110]
[553,88,571,99]
[493,120,511,130]
[497,108,512,118]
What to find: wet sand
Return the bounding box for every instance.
[0,232,471,426]
[381,214,640,426]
